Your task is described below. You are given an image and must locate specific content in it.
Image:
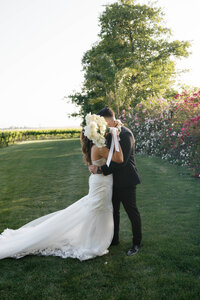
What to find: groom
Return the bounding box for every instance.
[89,107,142,256]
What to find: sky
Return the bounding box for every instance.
[0,0,200,129]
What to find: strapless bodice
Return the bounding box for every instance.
[92,158,106,167]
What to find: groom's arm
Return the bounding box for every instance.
[101,132,134,176]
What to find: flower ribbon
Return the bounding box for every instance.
[106,127,120,167]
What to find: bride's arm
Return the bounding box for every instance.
[99,132,123,163]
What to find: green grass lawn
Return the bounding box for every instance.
[0,139,199,300]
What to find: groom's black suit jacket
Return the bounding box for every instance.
[101,126,141,188]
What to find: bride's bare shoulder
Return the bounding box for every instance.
[91,145,101,161]
[91,144,99,155]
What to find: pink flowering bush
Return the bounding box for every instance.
[119,90,200,177]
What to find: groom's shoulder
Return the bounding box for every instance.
[121,126,135,145]
[121,125,133,135]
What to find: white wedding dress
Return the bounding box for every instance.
[0,158,114,261]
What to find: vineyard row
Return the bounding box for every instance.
[0,129,81,147]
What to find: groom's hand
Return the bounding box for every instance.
[89,165,98,174]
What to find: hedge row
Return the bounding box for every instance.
[119,89,200,177]
[0,129,81,147]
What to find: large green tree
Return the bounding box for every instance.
[68,0,190,118]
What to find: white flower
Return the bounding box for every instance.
[84,113,107,148]
[86,113,92,124]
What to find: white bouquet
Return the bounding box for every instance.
[84,113,108,148]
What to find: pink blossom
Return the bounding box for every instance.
[128,107,131,110]
[122,109,126,114]
[174,94,179,99]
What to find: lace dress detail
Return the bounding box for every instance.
[0,160,113,261]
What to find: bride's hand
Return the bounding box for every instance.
[114,119,123,128]
[89,165,98,174]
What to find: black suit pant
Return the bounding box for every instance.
[112,185,142,246]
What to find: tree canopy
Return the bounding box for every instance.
[68,0,190,119]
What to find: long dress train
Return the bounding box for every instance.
[0,158,113,261]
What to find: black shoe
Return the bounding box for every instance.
[127,244,141,256]
[110,240,119,246]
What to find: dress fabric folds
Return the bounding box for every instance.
[0,159,114,261]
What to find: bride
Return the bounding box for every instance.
[0,116,123,261]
